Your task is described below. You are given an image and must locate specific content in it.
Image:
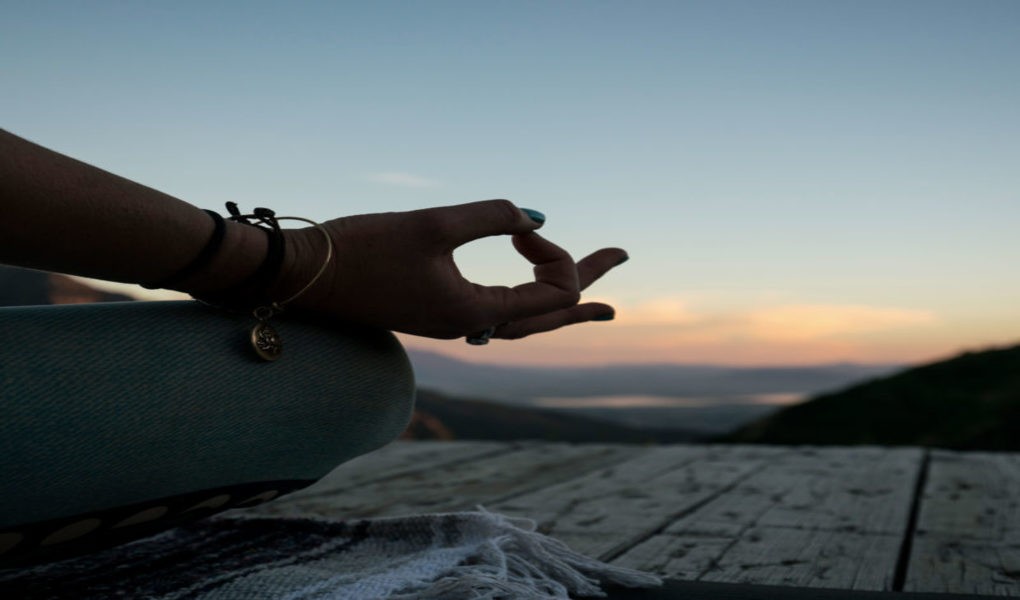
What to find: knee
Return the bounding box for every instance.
[347,327,416,452]
[290,324,416,475]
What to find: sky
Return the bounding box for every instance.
[3,1,1018,367]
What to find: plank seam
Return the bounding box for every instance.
[688,453,813,582]
[601,448,799,563]
[892,447,931,591]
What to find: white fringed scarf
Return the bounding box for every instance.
[2,509,661,599]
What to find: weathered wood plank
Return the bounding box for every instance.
[906,536,1020,596]
[905,450,1020,595]
[665,446,923,537]
[698,527,902,590]
[490,445,790,559]
[229,441,1020,594]
[913,450,1020,542]
[277,440,514,502]
[613,446,924,591]
[247,442,644,519]
[616,528,902,590]
[569,531,733,581]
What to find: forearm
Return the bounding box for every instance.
[0,129,265,294]
[1,129,627,339]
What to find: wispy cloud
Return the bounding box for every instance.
[743,304,937,342]
[596,297,701,326]
[612,297,937,343]
[366,171,441,188]
[405,296,942,367]
[400,300,942,367]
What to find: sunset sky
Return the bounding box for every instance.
[4,1,1018,367]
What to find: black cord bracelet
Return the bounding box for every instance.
[190,203,335,361]
[195,202,287,309]
[142,209,226,290]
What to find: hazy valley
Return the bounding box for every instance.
[406,348,900,435]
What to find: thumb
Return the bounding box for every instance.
[421,199,545,248]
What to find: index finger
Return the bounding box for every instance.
[473,232,581,322]
[416,199,544,249]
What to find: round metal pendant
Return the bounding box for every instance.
[251,321,282,361]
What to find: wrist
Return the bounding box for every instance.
[268,225,334,311]
[171,205,335,316]
[173,219,268,296]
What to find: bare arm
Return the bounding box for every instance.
[0,129,626,339]
[0,128,266,293]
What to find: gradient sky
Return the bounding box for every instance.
[4,1,1018,366]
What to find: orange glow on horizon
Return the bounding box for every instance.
[401,331,1017,368]
[400,300,1016,368]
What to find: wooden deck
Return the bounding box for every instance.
[243,441,1020,596]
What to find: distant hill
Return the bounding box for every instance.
[401,349,906,436]
[725,344,1020,450]
[403,388,702,443]
[408,348,899,402]
[0,266,132,306]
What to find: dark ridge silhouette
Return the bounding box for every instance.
[724,343,1020,450]
[408,347,900,402]
[403,388,702,444]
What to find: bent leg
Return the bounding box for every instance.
[0,301,415,566]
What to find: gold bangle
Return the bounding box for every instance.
[248,216,333,362]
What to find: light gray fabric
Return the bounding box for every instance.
[0,509,662,599]
[0,301,415,528]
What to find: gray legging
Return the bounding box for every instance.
[0,301,415,566]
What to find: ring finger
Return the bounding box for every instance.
[494,302,615,340]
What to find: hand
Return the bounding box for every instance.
[278,199,627,340]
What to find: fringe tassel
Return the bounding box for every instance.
[391,508,662,600]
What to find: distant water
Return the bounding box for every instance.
[531,393,803,409]
[525,394,803,433]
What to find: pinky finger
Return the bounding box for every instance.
[494,302,616,340]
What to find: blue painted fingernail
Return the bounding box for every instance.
[616,254,630,266]
[593,313,615,322]
[521,208,546,225]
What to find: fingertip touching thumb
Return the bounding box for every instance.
[521,208,546,226]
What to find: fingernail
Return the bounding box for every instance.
[521,208,546,225]
[616,254,630,266]
[593,312,615,322]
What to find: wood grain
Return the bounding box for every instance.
[490,445,789,559]
[613,446,923,590]
[233,441,1020,594]
[279,440,514,500]
[247,441,643,519]
[905,450,1020,595]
